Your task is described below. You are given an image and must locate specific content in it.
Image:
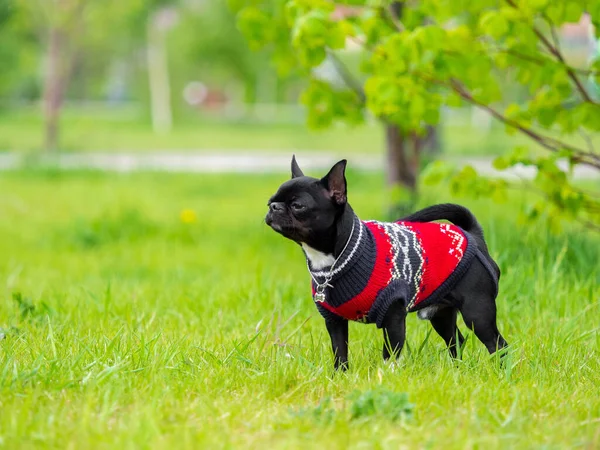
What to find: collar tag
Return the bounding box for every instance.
[314,291,326,303]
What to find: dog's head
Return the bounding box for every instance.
[265,156,348,248]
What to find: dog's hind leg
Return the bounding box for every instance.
[452,258,508,356]
[460,296,508,355]
[429,307,465,359]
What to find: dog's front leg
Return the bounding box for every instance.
[381,301,407,361]
[325,318,349,371]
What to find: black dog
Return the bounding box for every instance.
[265,156,508,370]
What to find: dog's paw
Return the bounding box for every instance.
[384,358,400,373]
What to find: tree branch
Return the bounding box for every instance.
[548,23,561,53]
[386,2,405,32]
[579,128,596,155]
[326,49,366,104]
[504,0,596,105]
[533,28,594,104]
[443,78,600,170]
[496,47,596,76]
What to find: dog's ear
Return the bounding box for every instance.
[322,159,347,205]
[291,155,304,178]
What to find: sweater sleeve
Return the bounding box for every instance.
[367,279,409,328]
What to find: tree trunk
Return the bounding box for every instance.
[243,76,257,105]
[147,14,173,134]
[419,124,442,157]
[43,27,66,153]
[385,123,419,217]
[385,123,418,190]
[275,77,287,104]
[382,2,442,217]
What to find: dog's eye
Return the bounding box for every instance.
[291,203,305,211]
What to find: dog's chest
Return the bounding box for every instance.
[301,244,335,270]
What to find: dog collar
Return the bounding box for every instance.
[306,215,364,302]
[306,215,364,278]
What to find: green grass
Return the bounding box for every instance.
[0,107,530,156]
[0,170,599,449]
[1,107,598,160]
[0,108,383,154]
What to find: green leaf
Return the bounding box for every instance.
[493,156,509,170]
[458,165,478,181]
[423,105,440,125]
[563,2,583,22]
[545,4,564,22]
[292,11,329,49]
[301,78,364,129]
[327,24,346,50]
[364,76,404,118]
[479,11,509,39]
[299,46,326,67]
[233,0,600,228]
[271,48,298,77]
[491,181,508,203]
[236,7,273,49]
[446,92,463,107]
[575,103,600,132]
[421,160,455,186]
[526,0,549,10]
[505,103,521,119]
[509,145,531,164]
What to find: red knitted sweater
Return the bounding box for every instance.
[308,217,479,327]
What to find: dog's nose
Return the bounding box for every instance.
[269,202,285,212]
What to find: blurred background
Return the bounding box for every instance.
[0,1,594,163]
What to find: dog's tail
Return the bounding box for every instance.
[400,203,500,282]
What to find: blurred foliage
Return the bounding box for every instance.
[0,0,295,150]
[183,1,276,103]
[0,0,12,26]
[0,0,38,99]
[0,0,282,105]
[233,0,600,230]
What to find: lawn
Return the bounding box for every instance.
[0,169,599,449]
[0,107,527,156]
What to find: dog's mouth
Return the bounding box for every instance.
[269,222,283,232]
[265,214,296,237]
[266,219,288,233]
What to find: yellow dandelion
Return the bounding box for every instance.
[180,209,197,224]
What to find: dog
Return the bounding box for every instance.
[265,156,508,370]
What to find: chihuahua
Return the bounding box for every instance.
[265,156,507,370]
